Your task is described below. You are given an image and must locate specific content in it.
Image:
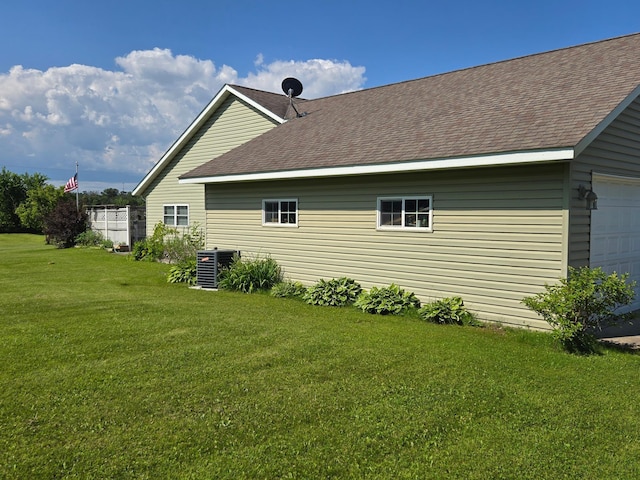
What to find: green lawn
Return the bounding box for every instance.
[1,234,640,479]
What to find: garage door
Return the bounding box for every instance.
[590,174,640,311]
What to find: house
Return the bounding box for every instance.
[132,85,299,232]
[142,33,640,329]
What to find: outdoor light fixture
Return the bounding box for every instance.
[578,184,598,210]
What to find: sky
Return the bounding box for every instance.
[1,0,639,193]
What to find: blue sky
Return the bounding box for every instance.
[1,0,639,192]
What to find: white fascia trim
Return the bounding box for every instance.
[575,83,640,157]
[133,85,285,196]
[179,148,575,185]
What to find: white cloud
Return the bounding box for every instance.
[243,57,367,98]
[0,49,367,186]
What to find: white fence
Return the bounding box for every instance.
[87,205,146,248]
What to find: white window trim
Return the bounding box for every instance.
[262,198,299,227]
[377,195,433,232]
[163,204,190,227]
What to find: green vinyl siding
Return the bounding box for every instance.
[205,164,567,329]
[144,96,279,233]
[570,95,640,268]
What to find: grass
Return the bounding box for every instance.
[1,234,640,479]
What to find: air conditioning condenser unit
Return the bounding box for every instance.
[196,249,239,289]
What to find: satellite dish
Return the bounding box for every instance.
[281,77,303,98]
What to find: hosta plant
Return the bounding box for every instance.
[354,283,421,315]
[167,260,197,286]
[271,280,307,299]
[419,296,476,325]
[303,277,362,307]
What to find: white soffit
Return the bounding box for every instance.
[179,148,575,185]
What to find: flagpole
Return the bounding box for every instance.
[75,161,79,211]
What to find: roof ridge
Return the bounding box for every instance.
[181,31,640,181]
[219,33,640,106]
[229,83,310,102]
[228,83,279,95]
[447,31,640,76]
[303,32,640,103]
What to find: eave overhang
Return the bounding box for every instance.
[178,147,575,185]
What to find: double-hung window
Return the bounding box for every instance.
[377,196,432,231]
[163,204,189,226]
[262,199,298,226]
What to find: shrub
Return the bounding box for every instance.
[354,283,420,315]
[132,223,205,264]
[167,260,197,285]
[271,280,307,299]
[218,255,282,293]
[522,266,636,353]
[131,224,169,261]
[419,296,476,325]
[75,229,105,247]
[164,224,205,264]
[43,198,88,248]
[131,238,161,261]
[16,183,65,233]
[131,239,153,261]
[303,277,362,307]
[131,223,174,261]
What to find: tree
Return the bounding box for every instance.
[0,168,50,232]
[102,188,120,201]
[0,167,28,231]
[1,166,143,232]
[21,172,48,192]
[43,198,88,248]
[78,188,144,207]
[16,184,65,232]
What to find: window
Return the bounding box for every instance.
[262,199,298,226]
[377,196,432,231]
[163,204,189,226]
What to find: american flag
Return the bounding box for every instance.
[64,174,78,193]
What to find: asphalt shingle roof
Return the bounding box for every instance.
[183,33,640,180]
[230,85,306,120]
